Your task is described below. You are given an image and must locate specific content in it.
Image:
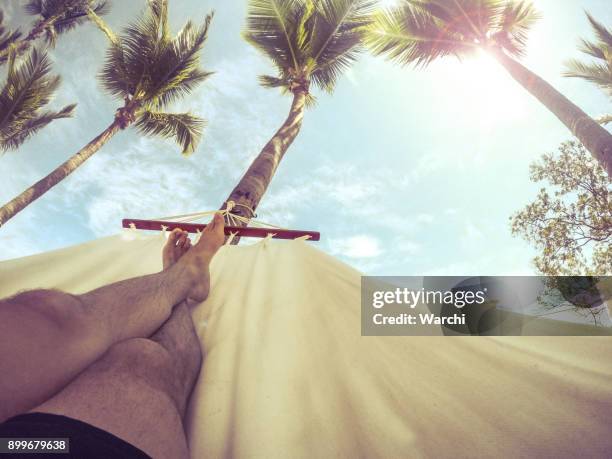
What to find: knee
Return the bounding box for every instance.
[105,338,200,409]
[105,338,174,377]
[113,337,201,374]
[9,289,92,336]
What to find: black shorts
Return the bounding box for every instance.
[0,413,151,458]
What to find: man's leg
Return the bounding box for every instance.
[30,301,201,459]
[0,214,225,421]
[23,226,214,458]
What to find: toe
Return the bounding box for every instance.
[213,212,224,232]
[167,228,182,245]
[204,212,222,232]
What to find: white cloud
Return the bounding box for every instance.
[53,136,217,236]
[261,163,438,235]
[329,235,382,259]
[0,216,42,261]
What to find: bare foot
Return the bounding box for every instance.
[162,213,225,303]
[163,228,192,270]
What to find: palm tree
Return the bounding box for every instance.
[366,0,612,176]
[0,0,110,65]
[221,0,373,225]
[1,1,108,151]
[0,0,213,227]
[564,12,611,125]
[1,48,76,152]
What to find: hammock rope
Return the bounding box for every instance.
[152,201,286,231]
[131,200,302,243]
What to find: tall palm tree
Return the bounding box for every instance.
[0,0,110,65]
[564,12,611,125]
[221,0,373,225]
[366,0,612,176]
[0,48,76,152]
[0,0,213,227]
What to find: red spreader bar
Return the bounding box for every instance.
[122,218,320,241]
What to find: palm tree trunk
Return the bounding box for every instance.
[493,50,612,177]
[221,90,307,226]
[0,120,121,227]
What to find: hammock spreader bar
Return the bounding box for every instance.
[122,219,321,241]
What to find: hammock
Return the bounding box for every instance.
[1,232,612,458]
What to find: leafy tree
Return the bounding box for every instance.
[0,48,75,152]
[564,12,611,126]
[221,0,373,229]
[511,141,611,276]
[366,0,612,176]
[0,0,213,227]
[0,0,110,65]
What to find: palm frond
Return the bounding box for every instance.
[366,2,475,67]
[0,48,60,125]
[0,48,75,151]
[24,1,110,20]
[596,114,612,125]
[87,5,119,45]
[99,4,213,109]
[0,104,75,151]
[493,0,540,57]
[147,14,214,107]
[304,92,317,107]
[408,0,495,40]
[243,0,302,76]
[294,0,315,55]
[135,110,205,155]
[259,74,289,88]
[584,12,612,49]
[24,1,44,16]
[308,0,374,92]
[577,38,606,60]
[563,59,612,93]
[367,0,538,66]
[0,10,22,65]
[148,0,170,42]
[25,0,110,43]
[563,12,612,97]
[245,0,371,94]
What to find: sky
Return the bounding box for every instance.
[0,0,611,275]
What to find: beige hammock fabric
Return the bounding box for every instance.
[1,233,612,458]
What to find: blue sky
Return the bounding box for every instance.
[1,0,610,275]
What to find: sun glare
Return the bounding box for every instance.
[437,50,528,127]
[380,0,401,8]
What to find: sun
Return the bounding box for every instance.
[439,49,528,127]
[380,0,402,8]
